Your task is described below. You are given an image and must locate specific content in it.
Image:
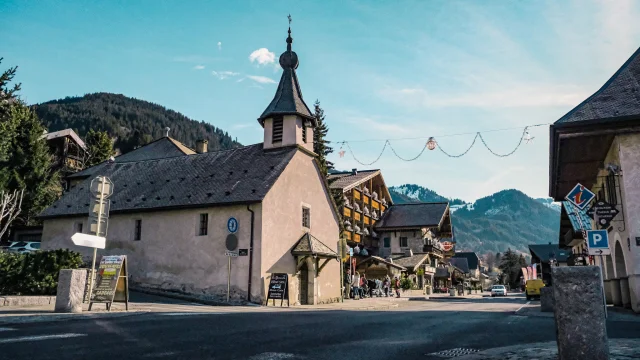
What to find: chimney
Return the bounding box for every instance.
[352,168,358,175]
[196,139,208,154]
[404,249,413,257]
[164,127,170,137]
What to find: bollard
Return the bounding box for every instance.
[552,266,609,360]
[55,269,88,313]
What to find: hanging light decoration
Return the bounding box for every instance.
[427,137,437,150]
[524,130,535,144]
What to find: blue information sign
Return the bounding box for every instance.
[565,183,596,210]
[227,217,238,233]
[587,230,610,256]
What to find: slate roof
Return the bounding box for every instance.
[69,137,196,179]
[434,267,450,278]
[291,233,338,258]
[375,202,449,230]
[258,30,314,124]
[452,252,480,271]
[562,201,593,232]
[42,129,86,150]
[528,244,570,263]
[390,254,430,271]
[327,170,380,190]
[556,46,640,124]
[39,143,298,218]
[448,258,470,273]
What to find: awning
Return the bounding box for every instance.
[291,233,339,259]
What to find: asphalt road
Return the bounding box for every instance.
[1,295,639,360]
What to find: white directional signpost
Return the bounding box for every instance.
[72,176,114,304]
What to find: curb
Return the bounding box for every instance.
[0,310,146,326]
[130,286,254,307]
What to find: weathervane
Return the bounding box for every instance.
[288,14,292,27]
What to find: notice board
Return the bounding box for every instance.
[267,273,289,306]
[89,255,129,311]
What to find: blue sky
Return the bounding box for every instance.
[3,0,640,202]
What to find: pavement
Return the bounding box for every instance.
[0,292,639,359]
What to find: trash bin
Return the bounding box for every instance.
[449,288,456,296]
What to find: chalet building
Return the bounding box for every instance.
[373,202,453,289]
[528,244,569,285]
[328,168,392,252]
[549,46,640,312]
[452,251,482,287]
[42,129,88,183]
[39,26,342,305]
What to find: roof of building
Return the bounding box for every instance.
[42,129,86,150]
[556,46,640,125]
[258,28,314,124]
[528,244,570,263]
[434,267,450,278]
[448,258,470,273]
[69,136,196,179]
[328,170,380,190]
[390,254,430,272]
[562,201,593,232]
[375,202,449,230]
[291,233,338,258]
[39,143,298,218]
[452,252,480,270]
[356,256,406,271]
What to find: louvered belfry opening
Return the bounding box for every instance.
[302,123,307,143]
[272,117,284,143]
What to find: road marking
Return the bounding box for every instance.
[0,333,87,344]
[0,327,15,332]
[515,301,531,313]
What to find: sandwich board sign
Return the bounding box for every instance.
[587,230,611,256]
[267,273,289,307]
[565,183,596,210]
[88,255,129,311]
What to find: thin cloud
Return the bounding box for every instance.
[193,65,205,70]
[249,48,276,65]
[217,41,222,50]
[247,75,276,84]
[211,71,240,80]
[232,123,254,129]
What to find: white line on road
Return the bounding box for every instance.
[0,327,15,332]
[159,312,225,316]
[515,301,531,314]
[0,333,87,344]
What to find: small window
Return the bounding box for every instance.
[399,237,408,248]
[75,222,83,233]
[199,213,208,236]
[272,117,283,143]
[134,219,142,241]
[302,207,310,228]
[383,237,391,248]
[302,123,307,143]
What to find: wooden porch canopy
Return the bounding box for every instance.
[291,233,339,275]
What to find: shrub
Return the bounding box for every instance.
[0,249,84,295]
[400,277,413,290]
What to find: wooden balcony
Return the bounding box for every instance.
[354,212,361,221]
[343,207,352,218]
[371,200,380,210]
[363,195,369,205]
[364,216,370,225]
[353,233,361,243]
[353,189,361,200]
[344,231,352,241]
[423,244,443,257]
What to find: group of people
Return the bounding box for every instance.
[344,270,401,299]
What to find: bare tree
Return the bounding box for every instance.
[0,189,25,240]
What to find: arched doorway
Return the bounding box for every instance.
[604,254,615,304]
[615,241,631,308]
[298,262,309,305]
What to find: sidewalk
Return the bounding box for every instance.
[456,339,640,359]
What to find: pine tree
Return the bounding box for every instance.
[85,129,115,167]
[312,100,333,177]
[0,59,21,162]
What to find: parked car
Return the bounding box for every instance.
[525,279,545,300]
[491,285,508,297]
[6,241,41,253]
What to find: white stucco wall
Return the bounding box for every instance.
[261,150,341,304]
[42,204,264,302]
[379,229,426,256]
[263,115,314,153]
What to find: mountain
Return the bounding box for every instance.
[535,197,562,212]
[389,185,560,255]
[33,92,241,153]
[391,184,466,205]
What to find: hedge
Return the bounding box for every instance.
[0,249,84,295]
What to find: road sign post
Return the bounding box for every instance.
[226,219,239,303]
[85,176,113,305]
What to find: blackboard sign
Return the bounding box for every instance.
[267,273,289,306]
[88,255,129,311]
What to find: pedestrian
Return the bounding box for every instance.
[394,276,401,298]
[383,276,390,297]
[352,271,361,300]
[344,269,351,299]
[360,274,367,298]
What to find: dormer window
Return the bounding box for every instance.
[272,117,283,143]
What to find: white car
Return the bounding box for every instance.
[6,241,41,253]
[491,285,508,297]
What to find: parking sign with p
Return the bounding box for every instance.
[587,230,610,256]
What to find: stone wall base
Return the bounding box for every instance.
[0,296,56,307]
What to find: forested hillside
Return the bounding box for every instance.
[33,92,241,153]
